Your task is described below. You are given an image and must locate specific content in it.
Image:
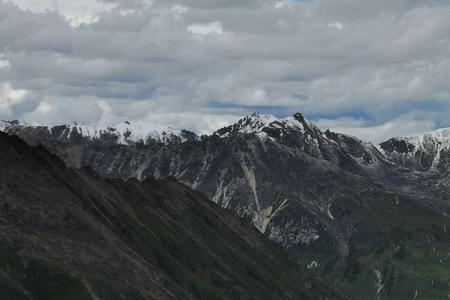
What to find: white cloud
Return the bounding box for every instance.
[317,115,437,143]
[0,60,10,70]
[66,15,100,27]
[36,102,51,114]
[187,21,223,35]
[172,4,188,17]
[0,82,27,116]
[96,98,240,133]
[0,0,450,140]
[133,112,241,135]
[7,0,117,14]
[275,1,289,10]
[5,0,117,26]
[328,22,344,30]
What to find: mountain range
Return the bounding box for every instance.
[0,131,349,300]
[1,113,450,299]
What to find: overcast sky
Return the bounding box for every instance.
[0,0,449,142]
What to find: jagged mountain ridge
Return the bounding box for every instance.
[380,127,450,174]
[0,120,198,146]
[0,113,386,234]
[379,128,450,217]
[2,113,450,299]
[0,131,350,300]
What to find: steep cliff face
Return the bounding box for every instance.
[0,132,349,300]
[2,114,450,299]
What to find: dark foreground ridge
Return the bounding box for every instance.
[0,132,348,300]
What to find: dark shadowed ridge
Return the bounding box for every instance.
[0,132,349,300]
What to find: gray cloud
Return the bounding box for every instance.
[0,0,450,141]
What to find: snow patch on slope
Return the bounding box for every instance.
[0,120,28,132]
[0,120,194,145]
[391,127,450,154]
[68,121,189,145]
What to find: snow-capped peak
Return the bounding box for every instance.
[0,120,197,145]
[379,127,450,172]
[2,112,321,144]
[424,127,450,147]
[283,113,317,131]
[67,121,199,145]
[386,127,450,153]
[235,113,278,133]
[214,112,318,137]
[0,120,28,131]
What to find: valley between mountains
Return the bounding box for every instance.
[2,112,450,299]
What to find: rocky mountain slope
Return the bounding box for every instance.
[0,131,348,300]
[379,128,450,214]
[2,114,450,299]
[380,128,450,173]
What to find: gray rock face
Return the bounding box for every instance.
[380,128,450,174]
[0,115,387,249]
[379,129,450,213]
[2,113,450,299]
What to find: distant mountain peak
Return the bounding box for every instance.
[381,127,450,153]
[380,127,450,172]
[293,112,306,123]
[214,112,319,137]
[236,112,277,132]
[0,119,27,128]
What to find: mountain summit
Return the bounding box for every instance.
[214,112,319,138]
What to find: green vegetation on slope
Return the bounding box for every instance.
[290,191,450,300]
